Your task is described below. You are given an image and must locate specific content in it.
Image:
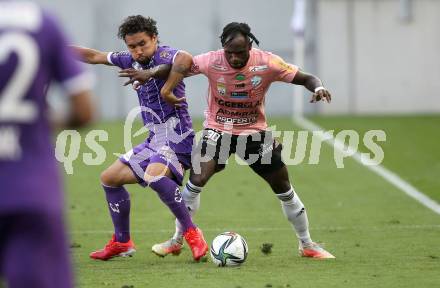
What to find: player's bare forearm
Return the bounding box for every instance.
[70,45,111,65]
[291,70,322,92]
[119,64,171,86]
[292,70,332,103]
[160,51,193,107]
[160,69,185,108]
[150,64,172,80]
[160,63,188,97]
[160,70,184,97]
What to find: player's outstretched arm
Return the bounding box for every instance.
[118,64,172,86]
[292,70,332,103]
[160,51,193,107]
[70,45,112,65]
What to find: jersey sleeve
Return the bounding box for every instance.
[268,54,299,83]
[44,11,93,95]
[188,52,212,76]
[107,51,132,69]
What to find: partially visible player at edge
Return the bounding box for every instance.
[0,1,95,287]
[71,15,208,261]
[123,22,335,259]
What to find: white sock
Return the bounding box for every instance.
[173,180,202,240]
[277,186,312,245]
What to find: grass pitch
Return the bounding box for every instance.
[65,116,440,288]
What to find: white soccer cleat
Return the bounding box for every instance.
[299,242,336,259]
[152,237,183,257]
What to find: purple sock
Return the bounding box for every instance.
[102,185,131,243]
[149,177,196,233]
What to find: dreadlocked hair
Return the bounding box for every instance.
[220,22,260,47]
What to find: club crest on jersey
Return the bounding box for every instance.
[249,65,268,72]
[217,83,226,95]
[211,64,228,71]
[251,76,262,88]
[160,50,172,59]
[216,77,226,95]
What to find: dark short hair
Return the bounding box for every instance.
[220,22,259,47]
[118,15,158,40]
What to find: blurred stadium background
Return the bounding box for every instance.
[28,0,440,287]
[37,0,440,118]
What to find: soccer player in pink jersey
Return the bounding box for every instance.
[122,22,335,259]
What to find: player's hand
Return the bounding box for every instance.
[118,68,152,86]
[162,92,186,109]
[310,88,332,103]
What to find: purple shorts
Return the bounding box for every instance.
[119,141,191,186]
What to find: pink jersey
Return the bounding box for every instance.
[191,48,298,135]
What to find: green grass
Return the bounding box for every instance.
[310,115,440,202]
[65,116,440,288]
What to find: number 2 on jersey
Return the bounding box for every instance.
[0,32,39,123]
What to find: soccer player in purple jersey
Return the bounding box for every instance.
[71,15,208,261]
[0,1,95,287]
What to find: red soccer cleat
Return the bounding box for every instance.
[183,227,208,261]
[89,234,136,261]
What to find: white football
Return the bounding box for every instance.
[210,232,248,267]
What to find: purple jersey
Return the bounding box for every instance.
[107,46,194,154]
[0,2,92,212]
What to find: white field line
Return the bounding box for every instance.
[294,116,440,215]
[70,224,440,235]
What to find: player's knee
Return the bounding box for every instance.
[271,180,291,194]
[144,163,169,183]
[100,169,119,187]
[215,165,225,173]
[144,171,165,183]
[190,173,209,187]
